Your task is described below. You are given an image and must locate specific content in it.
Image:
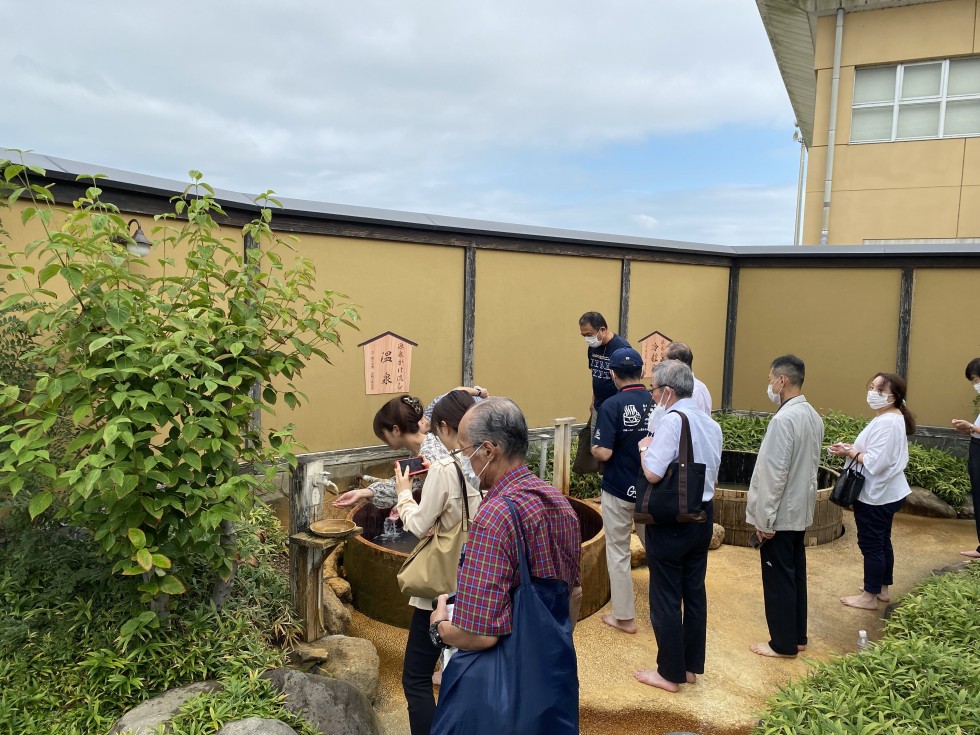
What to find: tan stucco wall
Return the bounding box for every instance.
[628,262,729,409]
[733,268,901,416]
[266,234,464,450]
[472,250,620,430]
[804,0,980,244]
[907,269,980,426]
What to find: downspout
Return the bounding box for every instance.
[819,6,844,245]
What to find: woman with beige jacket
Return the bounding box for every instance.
[394,390,483,735]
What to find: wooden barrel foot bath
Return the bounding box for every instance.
[345,497,609,629]
[713,450,843,547]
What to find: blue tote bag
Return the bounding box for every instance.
[430,498,579,735]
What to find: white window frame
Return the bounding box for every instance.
[851,58,980,143]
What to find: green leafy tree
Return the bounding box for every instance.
[0,159,357,617]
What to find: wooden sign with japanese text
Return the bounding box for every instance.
[358,332,418,395]
[638,331,672,378]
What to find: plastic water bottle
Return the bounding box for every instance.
[857,629,870,651]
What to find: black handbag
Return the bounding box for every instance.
[634,410,708,525]
[830,457,865,508]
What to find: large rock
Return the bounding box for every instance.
[217,718,297,735]
[709,523,725,550]
[321,582,352,635]
[629,533,646,568]
[110,681,222,734]
[323,543,344,579]
[289,635,380,702]
[262,668,380,735]
[900,486,957,519]
[312,635,380,702]
[327,576,352,603]
[959,494,975,520]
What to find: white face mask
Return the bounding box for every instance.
[866,390,893,410]
[584,335,601,348]
[767,379,782,405]
[459,446,488,488]
[974,382,980,395]
[647,404,667,434]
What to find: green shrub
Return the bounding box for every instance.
[756,564,980,734]
[0,160,357,615]
[716,411,970,507]
[526,436,602,499]
[0,504,309,735]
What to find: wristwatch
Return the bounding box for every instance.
[429,619,450,648]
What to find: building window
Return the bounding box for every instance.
[851,58,980,142]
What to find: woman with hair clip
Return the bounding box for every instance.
[393,389,483,735]
[332,394,450,510]
[829,372,916,609]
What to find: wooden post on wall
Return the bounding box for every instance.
[896,267,914,379]
[619,258,631,341]
[551,417,576,494]
[243,232,262,438]
[721,265,740,411]
[462,245,476,386]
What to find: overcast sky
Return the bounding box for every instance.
[1,1,802,245]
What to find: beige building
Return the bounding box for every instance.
[759,0,980,244]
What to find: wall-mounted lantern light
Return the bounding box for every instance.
[114,218,153,257]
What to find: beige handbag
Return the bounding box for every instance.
[396,463,473,599]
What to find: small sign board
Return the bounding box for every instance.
[358,332,417,395]
[637,331,672,378]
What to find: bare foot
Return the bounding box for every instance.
[602,614,638,634]
[797,644,807,652]
[431,670,442,686]
[634,669,680,693]
[840,592,878,609]
[749,642,797,658]
[857,586,890,602]
[960,550,980,559]
[685,672,697,684]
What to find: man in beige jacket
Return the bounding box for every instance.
[746,355,824,658]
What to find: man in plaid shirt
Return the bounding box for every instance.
[429,397,582,647]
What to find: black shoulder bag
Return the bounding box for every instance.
[634,410,708,525]
[830,457,865,509]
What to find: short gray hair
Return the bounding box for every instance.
[465,397,529,460]
[651,359,694,399]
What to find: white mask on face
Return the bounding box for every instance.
[767,379,782,405]
[584,335,601,348]
[866,391,893,410]
[647,404,667,434]
[974,382,980,395]
[459,446,488,488]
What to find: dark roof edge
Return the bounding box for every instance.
[7,150,980,261]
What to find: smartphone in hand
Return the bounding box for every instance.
[396,456,428,476]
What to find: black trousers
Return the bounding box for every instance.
[645,508,713,684]
[853,498,905,594]
[759,530,807,655]
[970,439,980,553]
[403,606,442,735]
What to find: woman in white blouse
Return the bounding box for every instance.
[393,390,483,735]
[829,372,916,609]
[951,357,980,560]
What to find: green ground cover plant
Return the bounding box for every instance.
[755,563,980,735]
[0,504,315,735]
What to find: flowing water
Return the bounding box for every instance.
[373,518,420,554]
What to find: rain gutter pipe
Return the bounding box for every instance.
[820,6,844,245]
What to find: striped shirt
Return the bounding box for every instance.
[453,465,581,636]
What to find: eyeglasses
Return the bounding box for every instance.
[450,444,477,458]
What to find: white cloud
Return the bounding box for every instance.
[0,0,795,244]
[632,214,660,230]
